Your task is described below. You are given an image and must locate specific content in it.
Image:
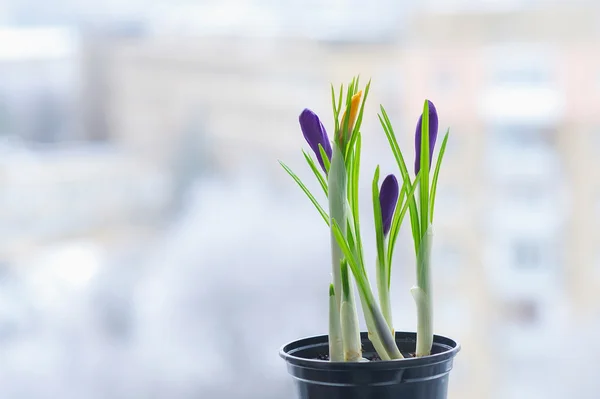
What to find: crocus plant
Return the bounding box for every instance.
[280,77,449,361]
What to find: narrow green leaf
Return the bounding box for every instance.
[302,150,328,197]
[350,79,371,143]
[336,83,344,133]
[372,166,386,294]
[345,128,360,163]
[346,219,356,252]
[379,107,409,179]
[344,147,358,268]
[346,216,366,277]
[331,83,339,128]
[344,79,369,160]
[318,143,331,174]
[386,171,421,286]
[279,161,330,226]
[386,178,408,268]
[419,100,430,239]
[341,81,354,148]
[340,259,350,301]
[346,147,355,205]
[378,107,420,253]
[329,283,335,297]
[429,129,449,223]
[350,134,364,267]
[331,219,367,290]
[331,84,337,114]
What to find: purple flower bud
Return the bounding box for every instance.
[414,100,439,175]
[379,174,399,237]
[299,109,332,173]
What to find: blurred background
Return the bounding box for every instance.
[0,0,599,398]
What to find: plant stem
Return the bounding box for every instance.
[356,287,398,360]
[376,255,394,334]
[412,227,433,357]
[341,294,361,361]
[328,144,361,361]
[331,219,403,360]
[328,284,343,361]
[365,288,403,359]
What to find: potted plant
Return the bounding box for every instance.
[279,77,460,399]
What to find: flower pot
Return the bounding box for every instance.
[280,331,460,399]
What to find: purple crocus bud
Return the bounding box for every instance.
[414,100,439,175]
[299,109,333,173]
[379,174,399,237]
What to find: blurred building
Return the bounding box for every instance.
[400,3,600,399]
[0,26,172,263]
[0,27,79,142]
[0,144,170,258]
[78,3,408,185]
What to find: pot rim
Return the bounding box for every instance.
[280,331,460,370]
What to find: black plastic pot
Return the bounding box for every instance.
[280,331,460,399]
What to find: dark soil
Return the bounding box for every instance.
[315,347,415,361]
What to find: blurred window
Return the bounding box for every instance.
[502,299,539,326]
[512,240,542,269]
[492,65,550,86]
[507,182,546,209]
[491,124,556,150]
[0,94,12,135]
[30,92,65,143]
[486,44,554,87]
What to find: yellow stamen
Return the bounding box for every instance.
[339,90,363,142]
[348,90,362,131]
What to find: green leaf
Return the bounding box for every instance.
[340,259,350,301]
[419,100,430,239]
[346,147,355,205]
[386,178,407,269]
[318,143,331,174]
[336,83,343,133]
[331,83,337,116]
[331,84,339,132]
[329,283,335,297]
[344,79,370,160]
[279,161,330,226]
[346,212,366,277]
[378,106,420,253]
[330,219,368,291]
[345,147,358,269]
[302,150,328,197]
[346,219,356,253]
[350,134,364,268]
[386,171,421,286]
[372,166,386,292]
[340,81,354,148]
[385,193,404,286]
[344,132,364,267]
[350,79,371,144]
[429,129,449,223]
